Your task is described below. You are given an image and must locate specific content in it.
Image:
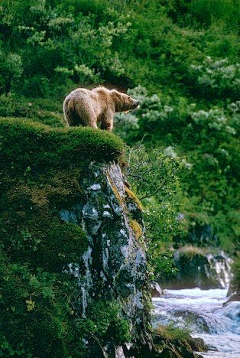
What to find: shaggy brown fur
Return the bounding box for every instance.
[63,86,139,131]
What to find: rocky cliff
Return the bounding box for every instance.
[61,161,152,357]
[0,118,152,357]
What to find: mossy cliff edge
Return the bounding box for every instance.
[0,118,152,357]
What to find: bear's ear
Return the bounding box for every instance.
[111,90,122,111]
[111,89,119,96]
[111,89,122,100]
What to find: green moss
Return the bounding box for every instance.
[0,118,125,268]
[0,117,124,271]
[0,118,125,176]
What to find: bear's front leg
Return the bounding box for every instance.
[89,120,98,129]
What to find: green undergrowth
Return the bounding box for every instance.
[0,256,87,357]
[0,95,64,127]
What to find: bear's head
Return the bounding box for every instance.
[111,90,140,112]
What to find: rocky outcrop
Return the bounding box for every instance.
[151,282,163,298]
[60,162,152,357]
[226,281,240,304]
[162,247,232,290]
[224,292,240,304]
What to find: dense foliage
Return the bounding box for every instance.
[117,86,239,252]
[1,0,239,355]
[123,143,183,280]
[0,0,239,96]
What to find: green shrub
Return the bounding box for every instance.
[0,0,239,96]
[0,49,23,94]
[0,253,87,357]
[190,57,240,100]
[84,300,131,344]
[125,144,183,279]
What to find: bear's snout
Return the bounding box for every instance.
[132,100,140,108]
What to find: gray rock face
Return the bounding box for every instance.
[162,249,232,290]
[60,162,152,357]
[150,281,163,297]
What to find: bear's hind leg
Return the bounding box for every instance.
[75,103,98,129]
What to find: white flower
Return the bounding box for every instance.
[164,146,177,158]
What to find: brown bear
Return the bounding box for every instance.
[63,86,140,131]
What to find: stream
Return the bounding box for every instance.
[152,288,240,357]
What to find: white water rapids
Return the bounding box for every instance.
[152,288,240,358]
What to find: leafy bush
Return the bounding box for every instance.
[125,144,183,279]
[190,57,240,100]
[0,48,23,94]
[0,0,238,97]
[0,255,87,357]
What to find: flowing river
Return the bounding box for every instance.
[152,288,240,357]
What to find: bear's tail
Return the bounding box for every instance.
[63,98,75,127]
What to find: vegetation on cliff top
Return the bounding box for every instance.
[0,118,124,169]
